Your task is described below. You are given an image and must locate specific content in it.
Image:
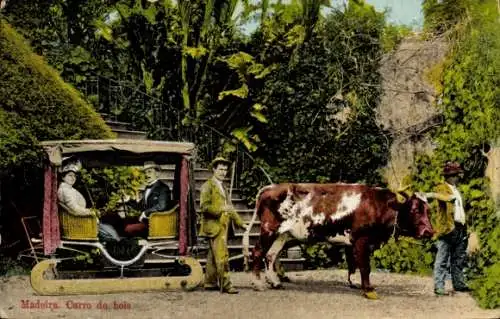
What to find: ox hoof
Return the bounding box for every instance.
[348,282,360,289]
[347,279,360,289]
[269,283,284,289]
[278,275,291,283]
[264,273,282,289]
[251,280,266,291]
[363,291,379,300]
[252,284,266,291]
[265,279,283,289]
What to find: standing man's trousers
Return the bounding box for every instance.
[204,220,232,290]
[433,222,468,291]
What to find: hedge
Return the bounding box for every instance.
[0,19,114,175]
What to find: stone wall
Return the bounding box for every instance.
[376,34,449,188]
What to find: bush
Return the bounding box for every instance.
[0,256,30,276]
[381,24,412,52]
[0,19,114,253]
[466,193,500,308]
[302,242,349,270]
[372,237,434,275]
[0,19,114,176]
[422,0,470,34]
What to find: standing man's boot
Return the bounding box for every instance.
[222,286,239,294]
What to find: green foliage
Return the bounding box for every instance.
[229,2,397,273]
[0,109,40,174]
[0,256,31,276]
[216,51,276,153]
[467,203,500,308]
[238,157,275,205]
[302,242,346,269]
[3,0,161,131]
[390,0,500,308]
[422,0,470,34]
[372,238,434,275]
[244,1,389,187]
[381,23,412,52]
[470,263,500,309]
[79,166,146,217]
[0,19,113,176]
[345,3,500,310]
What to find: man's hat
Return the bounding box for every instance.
[209,156,231,169]
[443,161,463,176]
[143,161,161,170]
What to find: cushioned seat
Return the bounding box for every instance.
[148,204,179,239]
[58,203,98,241]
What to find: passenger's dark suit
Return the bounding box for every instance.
[120,180,174,237]
[130,180,174,217]
[144,180,174,215]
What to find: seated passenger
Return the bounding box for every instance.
[122,161,175,237]
[57,160,121,242]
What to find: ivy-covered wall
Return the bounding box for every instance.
[372,0,500,309]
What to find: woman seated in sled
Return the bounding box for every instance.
[57,159,122,242]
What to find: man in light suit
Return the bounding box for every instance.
[199,157,247,294]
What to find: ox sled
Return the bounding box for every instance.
[243,183,435,300]
[22,139,205,295]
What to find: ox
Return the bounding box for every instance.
[244,183,434,299]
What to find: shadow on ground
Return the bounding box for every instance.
[265,276,434,299]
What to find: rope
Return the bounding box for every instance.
[391,211,399,239]
[242,184,275,272]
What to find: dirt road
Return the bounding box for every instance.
[1,269,499,319]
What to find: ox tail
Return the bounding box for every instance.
[243,184,275,272]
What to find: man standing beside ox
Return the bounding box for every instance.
[426,161,472,296]
[199,157,248,294]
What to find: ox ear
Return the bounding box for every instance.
[414,192,428,203]
[394,185,411,203]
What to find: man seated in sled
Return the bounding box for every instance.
[57,160,122,242]
[120,161,176,237]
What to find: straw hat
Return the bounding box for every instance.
[143,161,160,170]
[209,156,231,169]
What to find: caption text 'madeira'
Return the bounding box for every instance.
[20,299,132,310]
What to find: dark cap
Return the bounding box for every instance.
[443,161,463,176]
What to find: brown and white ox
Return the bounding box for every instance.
[244,183,434,299]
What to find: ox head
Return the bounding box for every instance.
[394,191,434,239]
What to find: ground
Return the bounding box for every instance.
[1,269,499,319]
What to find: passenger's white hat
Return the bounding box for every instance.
[61,160,82,173]
[143,161,160,170]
